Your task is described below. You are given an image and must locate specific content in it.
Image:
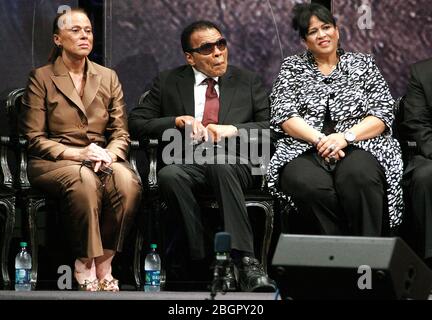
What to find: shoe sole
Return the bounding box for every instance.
[250,284,276,293]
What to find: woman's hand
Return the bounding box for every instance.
[105,150,117,164]
[61,143,117,172]
[62,143,113,172]
[62,143,109,162]
[323,150,346,164]
[82,144,114,172]
[79,143,111,163]
[92,160,103,173]
[317,133,348,159]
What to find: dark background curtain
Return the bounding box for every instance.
[1,0,430,109]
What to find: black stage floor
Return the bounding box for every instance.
[0,290,276,300]
[0,290,430,300]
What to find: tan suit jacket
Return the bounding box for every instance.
[21,57,130,178]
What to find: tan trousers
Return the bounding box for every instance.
[29,161,142,258]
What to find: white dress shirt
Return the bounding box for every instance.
[192,67,219,122]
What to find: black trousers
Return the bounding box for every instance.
[158,161,256,260]
[279,147,387,236]
[404,155,432,260]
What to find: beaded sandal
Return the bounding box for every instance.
[98,278,119,292]
[77,279,100,291]
[74,270,99,291]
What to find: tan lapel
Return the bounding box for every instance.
[50,57,101,117]
[82,58,101,110]
[50,57,86,116]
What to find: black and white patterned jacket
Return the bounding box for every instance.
[267,50,403,228]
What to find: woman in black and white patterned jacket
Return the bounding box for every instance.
[267,3,403,236]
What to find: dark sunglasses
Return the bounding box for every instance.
[189,38,227,55]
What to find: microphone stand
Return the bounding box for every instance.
[209,253,230,300]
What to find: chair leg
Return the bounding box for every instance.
[141,194,166,290]
[246,200,274,274]
[133,193,163,290]
[133,227,143,289]
[154,198,167,289]
[27,197,45,290]
[0,196,15,289]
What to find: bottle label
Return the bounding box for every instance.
[145,270,160,286]
[15,268,30,284]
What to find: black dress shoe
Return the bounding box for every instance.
[237,256,276,292]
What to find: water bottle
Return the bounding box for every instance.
[144,243,161,292]
[15,242,32,291]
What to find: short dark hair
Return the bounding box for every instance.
[181,20,222,53]
[292,3,336,40]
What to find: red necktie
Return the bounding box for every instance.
[201,78,219,126]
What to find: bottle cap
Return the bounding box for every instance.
[150,244,157,249]
[20,242,27,247]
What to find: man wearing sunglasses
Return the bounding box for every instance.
[129,20,274,292]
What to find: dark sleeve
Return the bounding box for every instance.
[128,74,176,139]
[402,64,432,158]
[233,72,269,131]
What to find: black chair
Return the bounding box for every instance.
[0,135,16,289]
[129,91,163,289]
[393,95,418,165]
[4,88,48,289]
[132,91,275,288]
[392,96,425,251]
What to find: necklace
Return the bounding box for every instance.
[316,61,337,69]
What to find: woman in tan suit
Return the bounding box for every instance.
[20,8,142,291]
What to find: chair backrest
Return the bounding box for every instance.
[138,90,150,106]
[393,95,418,166]
[0,136,13,189]
[392,96,405,143]
[5,88,25,139]
[4,88,31,189]
[0,88,25,190]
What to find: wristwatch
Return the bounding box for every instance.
[344,131,356,145]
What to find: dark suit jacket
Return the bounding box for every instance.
[128,65,269,142]
[401,58,432,174]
